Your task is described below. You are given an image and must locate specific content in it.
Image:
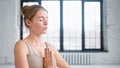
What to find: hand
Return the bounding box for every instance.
[43,46,53,68]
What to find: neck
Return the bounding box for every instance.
[27,33,44,45]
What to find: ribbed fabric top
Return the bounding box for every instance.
[23,40,43,68]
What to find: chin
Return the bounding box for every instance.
[42,31,47,34]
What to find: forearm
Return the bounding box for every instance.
[44,66,59,68]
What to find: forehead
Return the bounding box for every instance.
[35,9,48,18]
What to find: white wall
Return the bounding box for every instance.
[0,0,20,67]
[93,0,120,65]
[0,0,120,68]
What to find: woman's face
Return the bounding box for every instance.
[30,9,48,35]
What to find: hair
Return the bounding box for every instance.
[21,5,47,27]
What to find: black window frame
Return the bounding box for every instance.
[20,0,105,52]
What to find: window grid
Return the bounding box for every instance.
[41,1,60,50]
[84,2,101,49]
[21,0,103,52]
[63,1,82,50]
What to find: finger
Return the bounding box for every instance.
[49,49,53,61]
[45,42,49,58]
[45,42,48,48]
[49,49,51,58]
[45,48,47,58]
[45,47,49,58]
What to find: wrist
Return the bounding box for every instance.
[45,66,53,68]
[47,67,52,68]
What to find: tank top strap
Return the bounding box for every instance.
[22,40,34,55]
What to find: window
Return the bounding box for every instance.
[21,0,103,52]
[63,1,82,50]
[84,2,101,49]
[41,1,60,50]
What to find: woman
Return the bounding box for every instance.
[14,5,70,68]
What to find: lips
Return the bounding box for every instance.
[44,27,47,30]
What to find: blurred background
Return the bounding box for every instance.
[0,0,120,68]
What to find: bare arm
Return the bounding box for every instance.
[14,41,29,68]
[54,50,70,68]
[48,43,70,68]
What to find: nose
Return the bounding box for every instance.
[44,19,48,25]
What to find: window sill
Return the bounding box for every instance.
[59,50,108,53]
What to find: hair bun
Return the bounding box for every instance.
[21,5,31,16]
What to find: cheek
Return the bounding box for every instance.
[34,22,43,29]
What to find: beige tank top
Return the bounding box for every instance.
[23,40,44,68]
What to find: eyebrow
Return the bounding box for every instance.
[38,16,44,18]
[38,16,48,19]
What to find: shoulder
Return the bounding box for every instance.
[14,40,28,56]
[14,40,30,68]
[14,40,26,50]
[15,40,24,46]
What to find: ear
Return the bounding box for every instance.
[25,19,32,27]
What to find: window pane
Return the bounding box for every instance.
[84,2,101,49]
[23,2,39,38]
[42,1,60,50]
[23,2,39,6]
[63,1,82,50]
